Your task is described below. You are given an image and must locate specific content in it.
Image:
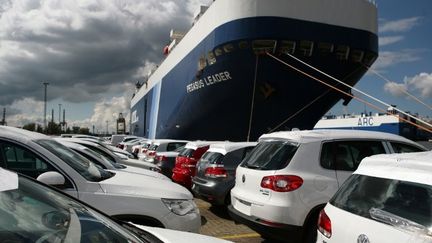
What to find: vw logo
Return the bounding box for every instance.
[242,175,246,183]
[357,234,369,243]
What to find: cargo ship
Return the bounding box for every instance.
[130,0,378,141]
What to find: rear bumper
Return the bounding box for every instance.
[228,205,303,242]
[192,177,232,205]
[172,168,192,188]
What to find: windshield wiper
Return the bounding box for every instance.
[369,208,432,237]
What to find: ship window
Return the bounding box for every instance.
[207,51,216,65]
[363,52,378,66]
[252,40,276,55]
[350,49,364,63]
[297,40,314,57]
[239,41,249,49]
[318,42,334,55]
[214,48,223,56]
[335,45,350,60]
[198,54,207,70]
[223,44,235,53]
[278,41,296,55]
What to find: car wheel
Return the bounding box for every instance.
[303,211,319,243]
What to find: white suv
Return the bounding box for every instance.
[317,151,432,243]
[0,126,201,233]
[228,130,425,243]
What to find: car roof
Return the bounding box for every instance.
[260,129,418,145]
[208,142,257,154]
[0,126,49,142]
[151,139,189,146]
[184,141,224,150]
[355,151,432,186]
[57,140,90,151]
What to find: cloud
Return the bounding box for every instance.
[379,17,421,33]
[2,97,44,126]
[383,73,432,99]
[404,73,432,98]
[379,36,404,46]
[69,95,132,134]
[0,0,196,106]
[383,82,407,97]
[372,49,422,71]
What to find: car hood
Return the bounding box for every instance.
[137,226,232,243]
[100,170,192,200]
[121,165,169,181]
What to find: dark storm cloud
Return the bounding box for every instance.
[0,0,194,105]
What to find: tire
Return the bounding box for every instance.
[303,213,319,243]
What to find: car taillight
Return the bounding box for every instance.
[148,151,156,156]
[141,148,148,154]
[318,209,332,238]
[260,175,303,192]
[117,144,124,149]
[133,148,139,154]
[181,157,197,168]
[205,165,227,178]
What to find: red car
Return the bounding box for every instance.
[172,142,215,189]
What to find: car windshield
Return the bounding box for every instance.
[0,171,147,243]
[331,174,432,233]
[36,139,113,182]
[240,140,298,170]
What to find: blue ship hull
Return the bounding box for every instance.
[131,16,378,141]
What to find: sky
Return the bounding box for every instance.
[0,0,431,133]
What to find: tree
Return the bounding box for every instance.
[22,123,36,131]
[79,127,90,134]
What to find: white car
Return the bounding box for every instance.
[317,151,432,243]
[228,130,426,243]
[141,139,189,162]
[58,140,170,181]
[0,168,231,243]
[58,137,163,173]
[0,126,201,233]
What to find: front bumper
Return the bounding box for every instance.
[161,210,201,233]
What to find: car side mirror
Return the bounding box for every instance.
[37,171,65,186]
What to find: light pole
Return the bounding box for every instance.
[58,103,62,132]
[106,120,108,135]
[43,82,49,131]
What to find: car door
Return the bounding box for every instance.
[321,140,387,187]
[0,141,79,197]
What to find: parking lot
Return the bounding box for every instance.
[196,198,266,243]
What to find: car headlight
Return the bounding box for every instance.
[161,199,197,216]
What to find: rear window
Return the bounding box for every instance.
[240,141,298,170]
[149,144,159,150]
[331,174,432,229]
[178,148,195,157]
[200,152,224,165]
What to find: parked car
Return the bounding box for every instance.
[228,130,426,243]
[172,141,219,189]
[120,138,146,153]
[192,142,256,206]
[317,151,432,243]
[155,147,185,178]
[0,126,201,233]
[0,168,232,243]
[110,134,128,146]
[143,139,189,163]
[58,140,170,181]
[56,138,163,174]
[134,139,153,158]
